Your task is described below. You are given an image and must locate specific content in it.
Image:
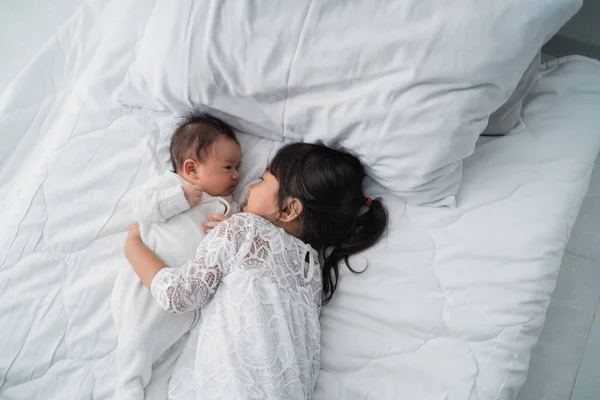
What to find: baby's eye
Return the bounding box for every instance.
[225,166,232,170]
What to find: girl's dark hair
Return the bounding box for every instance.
[170,110,238,172]
[268,143,388,304]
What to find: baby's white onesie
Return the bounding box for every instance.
[111,171,237,400]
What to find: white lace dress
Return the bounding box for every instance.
[150,213,323,400]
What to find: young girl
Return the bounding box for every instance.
[124,143,388,400]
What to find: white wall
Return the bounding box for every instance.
[559,0,600,46]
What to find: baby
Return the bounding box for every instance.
[111,111,241,400]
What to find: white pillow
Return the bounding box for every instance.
[485,53,542,135]
[119,0,581,206]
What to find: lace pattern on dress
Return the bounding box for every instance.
[151,213,323,399]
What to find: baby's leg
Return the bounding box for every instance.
[111,266,197,399]
[145,334,189,400]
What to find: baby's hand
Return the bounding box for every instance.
[183,184,203,207]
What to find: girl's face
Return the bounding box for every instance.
[243,171,280,219]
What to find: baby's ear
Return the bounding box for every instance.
[279,197,303,223]
[182,159,199,177]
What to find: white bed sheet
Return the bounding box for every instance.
[1,1,600,399]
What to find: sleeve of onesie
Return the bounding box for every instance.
[226,201,240,216]
[150,214,254,313]
[131,175,191,223]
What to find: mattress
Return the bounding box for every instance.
[1,1,600,399]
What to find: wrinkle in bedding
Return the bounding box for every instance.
[1,1,600,399]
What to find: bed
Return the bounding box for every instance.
[1,1,600,399]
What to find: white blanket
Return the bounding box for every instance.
[1,1,600,399]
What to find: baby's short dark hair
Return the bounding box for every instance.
[169,110,238,172]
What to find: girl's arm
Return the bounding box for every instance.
[202,213,230,234]
[124,216,242,314]
[124,223,167,289]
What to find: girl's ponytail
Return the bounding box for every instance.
[268,143,389,305]
[322,197,388,304]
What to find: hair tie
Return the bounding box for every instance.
[365,197,372,207]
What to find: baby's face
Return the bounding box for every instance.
[195,136,241,197]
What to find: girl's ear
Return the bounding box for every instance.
[182,159,199,177]
[278,197,303,223]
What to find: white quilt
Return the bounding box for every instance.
[1,1,600,399]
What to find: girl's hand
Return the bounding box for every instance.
[203,213,229,234]
[125,223,141,261]
[127,222,141,241]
